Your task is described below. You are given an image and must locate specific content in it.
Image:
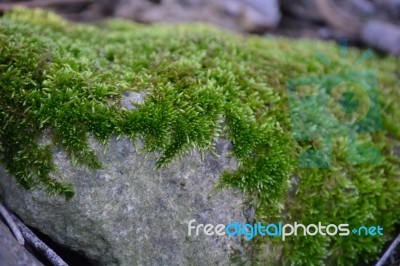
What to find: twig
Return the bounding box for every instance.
[375,233,400,266]
[8,211,68,266]
[0,0,93,12]
[0,203,25,245]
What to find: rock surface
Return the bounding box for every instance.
[0,220,43,266]
[0,137,252,265]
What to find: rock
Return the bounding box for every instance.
[351,0,376,16]
[113,0,280,33]
[0,137,253,265]
[361,20,400,57]
[0,220,43,266]
[281,0,324,22]
[121,90,147,111]
[375,0,400,18]
[238,0,281,32]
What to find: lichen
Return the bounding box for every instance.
[0,8,399,265]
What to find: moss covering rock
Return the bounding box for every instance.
[0,8,399,265]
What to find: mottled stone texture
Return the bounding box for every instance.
[0,137,250,265]
[0,220,43,266]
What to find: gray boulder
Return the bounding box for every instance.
[0,137,252,265]
[0,220,43,266]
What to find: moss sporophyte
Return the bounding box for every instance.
[1,8,399,265]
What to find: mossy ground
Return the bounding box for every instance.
[0,8,399,265]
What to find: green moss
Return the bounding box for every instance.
[0,8,399,265]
